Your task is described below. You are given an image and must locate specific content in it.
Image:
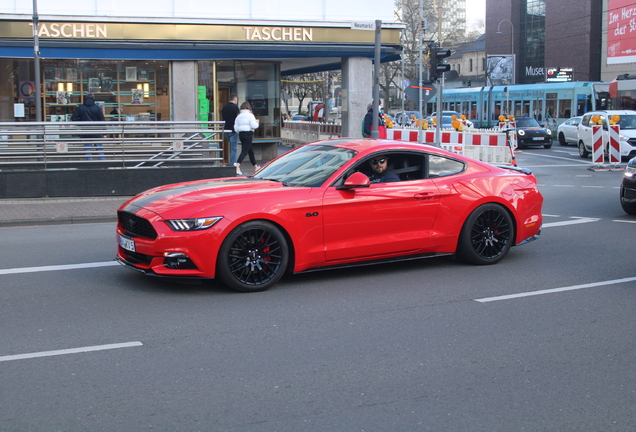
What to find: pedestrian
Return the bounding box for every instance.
[71,92,106,160]
[363,102,386,138]
[234,101,260,175]
[221,93,240,166]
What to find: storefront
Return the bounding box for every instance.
[0,19,402,148]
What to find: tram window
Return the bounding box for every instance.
[559,99,571,119]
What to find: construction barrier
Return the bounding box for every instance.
[609,125,621,165]
[592,125,604,164]
[385,127,514,165]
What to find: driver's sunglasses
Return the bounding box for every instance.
[371,158,387,165]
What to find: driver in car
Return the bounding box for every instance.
[368,157,400,183]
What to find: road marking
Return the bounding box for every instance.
[553,184,575,187]
[520,153,591,163]
[614,219,636,224]
[0,341,143,362]
[0,261,119,276]
[542,217,600,228]
[543,214,561,217]
[475,276,636,303]
[581,185,604,188]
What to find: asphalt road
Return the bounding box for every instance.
[2,146,635,431]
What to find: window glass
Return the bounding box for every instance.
[428,155,465,178]
[198,60,280,139]
[0,58,171,122]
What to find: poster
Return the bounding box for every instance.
[126,67,138,81]
[131,88,144,104]
[247,81,268,116]
[88,78,101,92]
[607,0,636,64]
[487,55,515,86]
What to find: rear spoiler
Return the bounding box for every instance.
[494,165,533,175]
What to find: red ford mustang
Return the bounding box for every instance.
[116,139,543,292]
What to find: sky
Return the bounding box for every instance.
[465,0,486,30]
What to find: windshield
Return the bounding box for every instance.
[254,144,357,187]
[516,117,541,128]
[617,115,636,130]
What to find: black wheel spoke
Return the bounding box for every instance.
[470,209,511,259]
[227,227,284,286]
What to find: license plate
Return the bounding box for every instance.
[532,137,543,141]
[119,235,136,252]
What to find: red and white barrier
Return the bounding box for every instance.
[592,125,604,164]
[385,127,514,165]
[609,125,621,165]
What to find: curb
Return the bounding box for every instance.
[0,216,117,228]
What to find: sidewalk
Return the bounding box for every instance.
[0,196,129,227]
[0,153,285,227]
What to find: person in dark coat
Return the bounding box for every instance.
[71,92,106,160]
[221,93,240,165]
[363,102,386,138]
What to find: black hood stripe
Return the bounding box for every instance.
[123,178,259,212]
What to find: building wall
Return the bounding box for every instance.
[486,0,603,84]
[545,0,602,82]
[0,0,395,22]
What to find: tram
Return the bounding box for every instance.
[427,82,611,129]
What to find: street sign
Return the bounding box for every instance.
[546,67,573,82]
[350,21,376,31]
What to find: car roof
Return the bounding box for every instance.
[305,138,469,159]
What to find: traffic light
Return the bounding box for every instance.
[429,44,451,81]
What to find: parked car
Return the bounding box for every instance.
[429,111,474,128]
[117,139,543,292]
[577,110,636,160]
[620,156,636,215]
[515,116,553,149]
[290,115,309,121]
[557,116,582,146]
[394,111,423,126]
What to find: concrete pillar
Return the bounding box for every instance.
[341,57,372,138]
[171,61,197,121]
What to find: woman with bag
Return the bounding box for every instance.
[234,101,260,175]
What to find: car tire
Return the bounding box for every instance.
[620,185,636,215]
[217,221,289,292]
[578,141,590,158]
[544,140,552,149]
[558,133,568,146]
[456,203,514,265]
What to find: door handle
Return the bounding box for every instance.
[414,192,435,200]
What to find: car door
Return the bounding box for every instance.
[321,153,441,262]
[578,114,592,150]
[565,118,580,143]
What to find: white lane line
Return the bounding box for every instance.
[614,219,636,224]
[542,217,600,227]
[0,261,119,276]
[581,185,604,188]
[553,184,575,187]
[475,276,636,303]
[543,214,561,217]
[0,341,143,362]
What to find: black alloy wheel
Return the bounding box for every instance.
[457,203,514,265]
[558,133,568,146]
[217,221,289,292]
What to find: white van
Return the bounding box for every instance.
[577,110,636,160]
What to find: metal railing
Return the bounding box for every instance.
[282,120,342,146]
[0,120,225,170]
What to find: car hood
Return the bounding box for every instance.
[120,177,290,219]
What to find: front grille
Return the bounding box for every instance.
[628,138,636,147]
[118,211,158,240]
[122,250,155,265]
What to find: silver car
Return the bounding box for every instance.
[557,116,582,146]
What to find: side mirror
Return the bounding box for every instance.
[337,172,371,190]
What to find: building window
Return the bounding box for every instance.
[519,0,546,84]
[469,59,473,72]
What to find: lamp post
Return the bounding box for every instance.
[496,19,515,85]
[32,0,42,121]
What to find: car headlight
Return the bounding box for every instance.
[546,129,552,135]
[625,166,636,178]
[165,217,223,231]
[518,130,525,136]
[620,134,630,141]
